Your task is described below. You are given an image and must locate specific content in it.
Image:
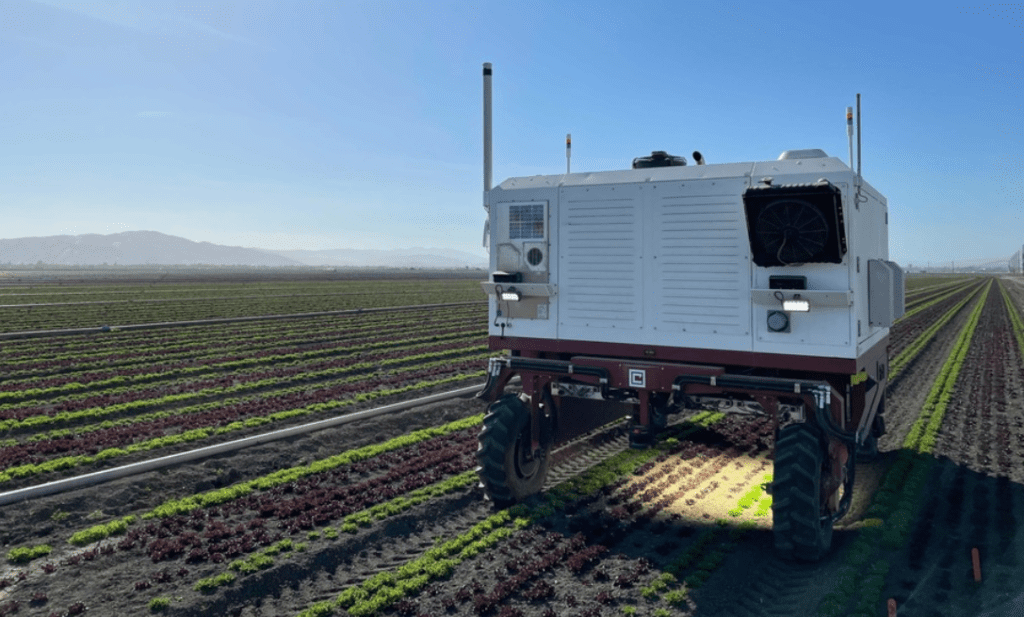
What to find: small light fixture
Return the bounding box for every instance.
[783,294,810,312]
[500,287,522,302]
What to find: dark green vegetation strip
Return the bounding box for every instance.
[899,278,978,321]
[998,279,1024,357]
[814,280,991,617]
[890,281,983,378]
[290,411,729,617]
[56,413,485,547]
[0,279,484,333]
[0,304,483,365]
[0,332,485,406]
[0,308,482,378]
[0,369,487,484]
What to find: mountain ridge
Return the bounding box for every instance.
[0,231,488,269]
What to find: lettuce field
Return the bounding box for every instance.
[0,273,1022,617]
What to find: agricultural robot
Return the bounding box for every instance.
[475,63,903,561]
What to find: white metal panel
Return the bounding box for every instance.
[487,187,560,340]
[746,163,863,358]
[647,179,751,337]
[868,259,895,327]
[558,184,643,329]
[488,156,891,361]
[495,162,757,191]
[753,306,856,357]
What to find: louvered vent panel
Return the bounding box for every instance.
[655,192,747,334]
[561,192,642,328]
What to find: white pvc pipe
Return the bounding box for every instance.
[0,383,485,506]
[483,62,492,208]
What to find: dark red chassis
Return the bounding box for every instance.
[478,335,890,524]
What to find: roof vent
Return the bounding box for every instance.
[632,151,687,169]
[777,149,829,160]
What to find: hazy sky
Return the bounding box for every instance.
[1,1,1021,266]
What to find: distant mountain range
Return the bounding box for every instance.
[0,231,489,269]
[268,248,488,269]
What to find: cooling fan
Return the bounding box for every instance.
[755,199,830,265]
[743,181,847,267]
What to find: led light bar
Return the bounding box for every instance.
[500,289,522,302]
[783,297,810,312]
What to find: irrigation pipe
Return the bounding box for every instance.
[0,301,486,341]
[0,383,486,506]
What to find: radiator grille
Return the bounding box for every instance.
[654,191,747,333]
[561,192,642,328]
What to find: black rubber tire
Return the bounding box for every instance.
[476,394,549,508]
[772,424,834,561]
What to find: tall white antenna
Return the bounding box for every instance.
[483,63,492,211]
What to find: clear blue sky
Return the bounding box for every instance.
[1,0,1021,267]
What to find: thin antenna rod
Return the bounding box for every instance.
[566,133,571,174]
[856,93,862,179]
[483,63,493,209]
[846,106,854,169]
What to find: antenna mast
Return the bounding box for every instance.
[483,63,493,211]
[566,133,571,174]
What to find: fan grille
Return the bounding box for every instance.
[755,199,830,265]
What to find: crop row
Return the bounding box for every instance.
[318,413,764,616]
[0,338,489,436]
[60,412,715,612]
[0,279,478,304]
[0,284,484,333]
[2,275,1001,616]
[889,278,981,363]
[0,322,483,396]
[0,331,485,414]
[0,415,489,612]
[0,359,489,482]
[939,280,1020,475]
[0,299,481,337]
[301,512,523,617]
[889,281,983,378]
[297,412,777,617]
[902,282,989,453]
[0,289,466,309]
[4,413,484,566]
[0,305,483,375]
[813,280,994,617]
[899,277,980,323]
[0,346,486,467]
[2,343,491,439]
[903,275,973,294]
[0,302,483,364]
[3,346,489,439]
[999,280,1024,356]
[902,277,975,312]
[4,392,775,615]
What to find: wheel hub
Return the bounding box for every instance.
[514,437,540,478]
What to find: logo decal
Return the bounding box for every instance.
[628,369,646,388]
